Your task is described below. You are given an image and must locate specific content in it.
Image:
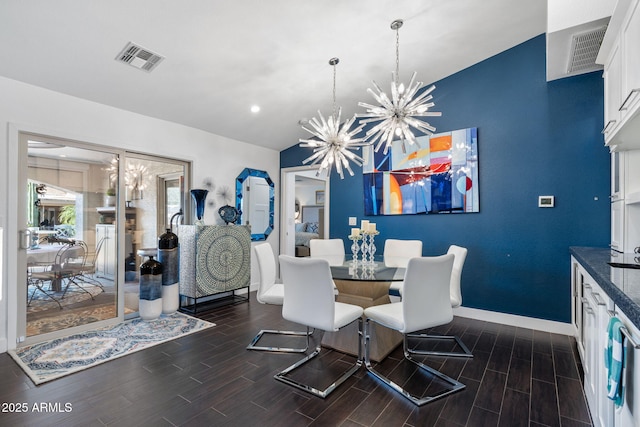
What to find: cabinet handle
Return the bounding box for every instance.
[591,292,606,306]
[618,88,640,111]
[601,120,617,134]
[584,284,592,290]
[581,297,594,314]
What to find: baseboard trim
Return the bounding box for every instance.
[453,306,576,336]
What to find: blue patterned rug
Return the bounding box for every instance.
[10,312,215,385]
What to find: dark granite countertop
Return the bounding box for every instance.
[570,246,640,329]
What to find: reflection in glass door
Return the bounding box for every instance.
[22,136,120,338]
[122,155,187,318]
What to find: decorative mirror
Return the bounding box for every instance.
[235,168,274,241]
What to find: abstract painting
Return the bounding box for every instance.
[363,127,479,215]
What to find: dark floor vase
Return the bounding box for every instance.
[139,255,163,320]
[158,228,179,314]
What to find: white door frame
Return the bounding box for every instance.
[280,166,329,256]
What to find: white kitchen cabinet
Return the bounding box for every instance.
[603,40,622,144]
[589,283,615,427]
[574,260,615,427]
[611,151,625,201]
[611,200,625,252]
[572,258,585,359]
[614,309,640,427]
[582,281,598,415]
[621,0,640,122]
[599,0,640,150]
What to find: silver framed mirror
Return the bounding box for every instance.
[235,168,274,241]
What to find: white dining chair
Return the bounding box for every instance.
[407,245,472,357]
[275,255,363,398]
[364,254,465,406]
[309,238,345,266]
[246,243,311,353]
[385,239,422,302]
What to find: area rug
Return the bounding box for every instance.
[27,283,104,312]
[10,312,215,385]
[27,303,118,336]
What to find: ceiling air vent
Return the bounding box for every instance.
[115,42,164,73]
[567,26,607,74]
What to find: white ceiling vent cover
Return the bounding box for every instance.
[567,26,607,74]
[116,42,164,72]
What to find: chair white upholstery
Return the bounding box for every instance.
[246,243,311,353]
[407,245,472,358]
[385,239,422,302]
[275,255,364,398]
[364,255,465,406]
[309,238,345,266]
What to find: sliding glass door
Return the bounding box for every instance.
[16,133,191,345]
[18,134,121,342]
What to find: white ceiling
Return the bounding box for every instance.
[0,1,546,152]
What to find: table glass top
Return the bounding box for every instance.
[330,261,405,282]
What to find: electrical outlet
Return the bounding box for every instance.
[348,217,357,226]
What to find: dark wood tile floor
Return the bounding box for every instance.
[0,292,592,426]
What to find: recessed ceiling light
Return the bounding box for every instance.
[250,105,260,113]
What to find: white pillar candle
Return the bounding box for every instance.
[361,220,369,231]
[351,227,360,237]
[368,223,376,232]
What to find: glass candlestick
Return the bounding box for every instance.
[364,230,379,264]
[348,235,362,264]
[370,231,379,263]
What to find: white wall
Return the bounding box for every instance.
[0,75,281,352]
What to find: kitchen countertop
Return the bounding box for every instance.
[570,246,640,329]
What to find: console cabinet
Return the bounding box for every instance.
[178,224,251,309]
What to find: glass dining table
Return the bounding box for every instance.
[323,258,406,362]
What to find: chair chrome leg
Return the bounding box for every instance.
[406,333,473,358]
[364,319,466,406]
[274,318,363,398]
[247,326,312,353]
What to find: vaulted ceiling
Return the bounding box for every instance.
[0,1,546,151]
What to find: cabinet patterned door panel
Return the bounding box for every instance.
[178,225,251,298]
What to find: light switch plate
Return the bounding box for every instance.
[348,217,357,226]
[538,196,554,207]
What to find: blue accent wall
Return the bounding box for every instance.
[281,35,610,323]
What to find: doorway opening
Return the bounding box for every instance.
[280,167,329,257]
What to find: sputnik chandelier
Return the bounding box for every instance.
[299,58,368,179]
[358,19,442,154]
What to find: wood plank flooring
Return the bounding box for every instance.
[0,292,592,426]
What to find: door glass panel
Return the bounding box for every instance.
[123,156,186,318]
[26,140,119,337]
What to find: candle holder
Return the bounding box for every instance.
[348,234,362,264]
[363,230,379,264]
